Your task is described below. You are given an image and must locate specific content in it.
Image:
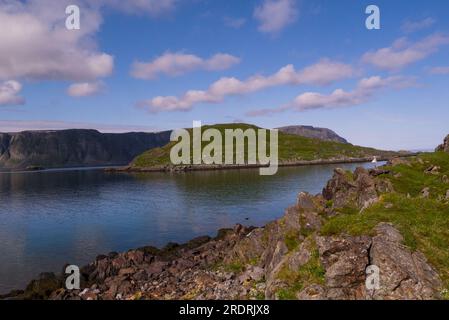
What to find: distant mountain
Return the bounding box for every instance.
[277,125,348,144]
[0,129,171,169]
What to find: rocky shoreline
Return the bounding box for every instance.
[108,155,415,173]
[2,154,444,300]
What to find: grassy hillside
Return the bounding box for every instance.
[321,152,449,297]
[131,123,400,168]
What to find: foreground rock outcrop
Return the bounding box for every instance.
[436,134,449,153]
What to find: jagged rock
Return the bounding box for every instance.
[266,241,288,279]
[354,167,379,210]
[225,228,265,265]
[301,210,322,231]
[323,167,379,210]
[369,223,442,299]
[322,168,357,208]
[265,238,313,299]
[297,192,316,210]
[435,134,449,153]
[287,238,313,271]
[283,206,302,230]
[316,235,371,299]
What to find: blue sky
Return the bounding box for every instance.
[0,0,449,150]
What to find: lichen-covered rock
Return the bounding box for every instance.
[322,167,380,211]
[369,223,442,300]
[354,167,379,210]
[316,235,371,299]
[436,134,449,153]
[322,168,357,208]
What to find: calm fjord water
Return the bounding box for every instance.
[0,162,380,294]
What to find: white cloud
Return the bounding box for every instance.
[67,82,104,97]
[131,52,241,79]
[0,80,25,106]
[292,76,415,111]
[401,17,435,33]
[223,16,246,29]
[138,59,354,112]
[362,33,449,71]
[0,0,113,82]
[254,0,298,34]
[247,76,416,115]
[429,66,449,75]
[0,0,177,99]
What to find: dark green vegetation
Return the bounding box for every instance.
[131,123,399,168]
[321,152,449,297]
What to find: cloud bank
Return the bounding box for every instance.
[131,52,240,79]
[247,76,416,116]
[0,0,178,100]
[0,0,113,82]
[138,59,354,112]
[362,33,449,71]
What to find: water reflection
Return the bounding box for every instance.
[0,162,381,293]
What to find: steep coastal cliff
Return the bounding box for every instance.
[0,129,171,169]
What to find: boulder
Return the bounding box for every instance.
[369,223,442,299]
[435,134,449,153]
[322,167,379,210]
[354,167,379,210]
[322,168,357,208]
[316,235,371,299]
